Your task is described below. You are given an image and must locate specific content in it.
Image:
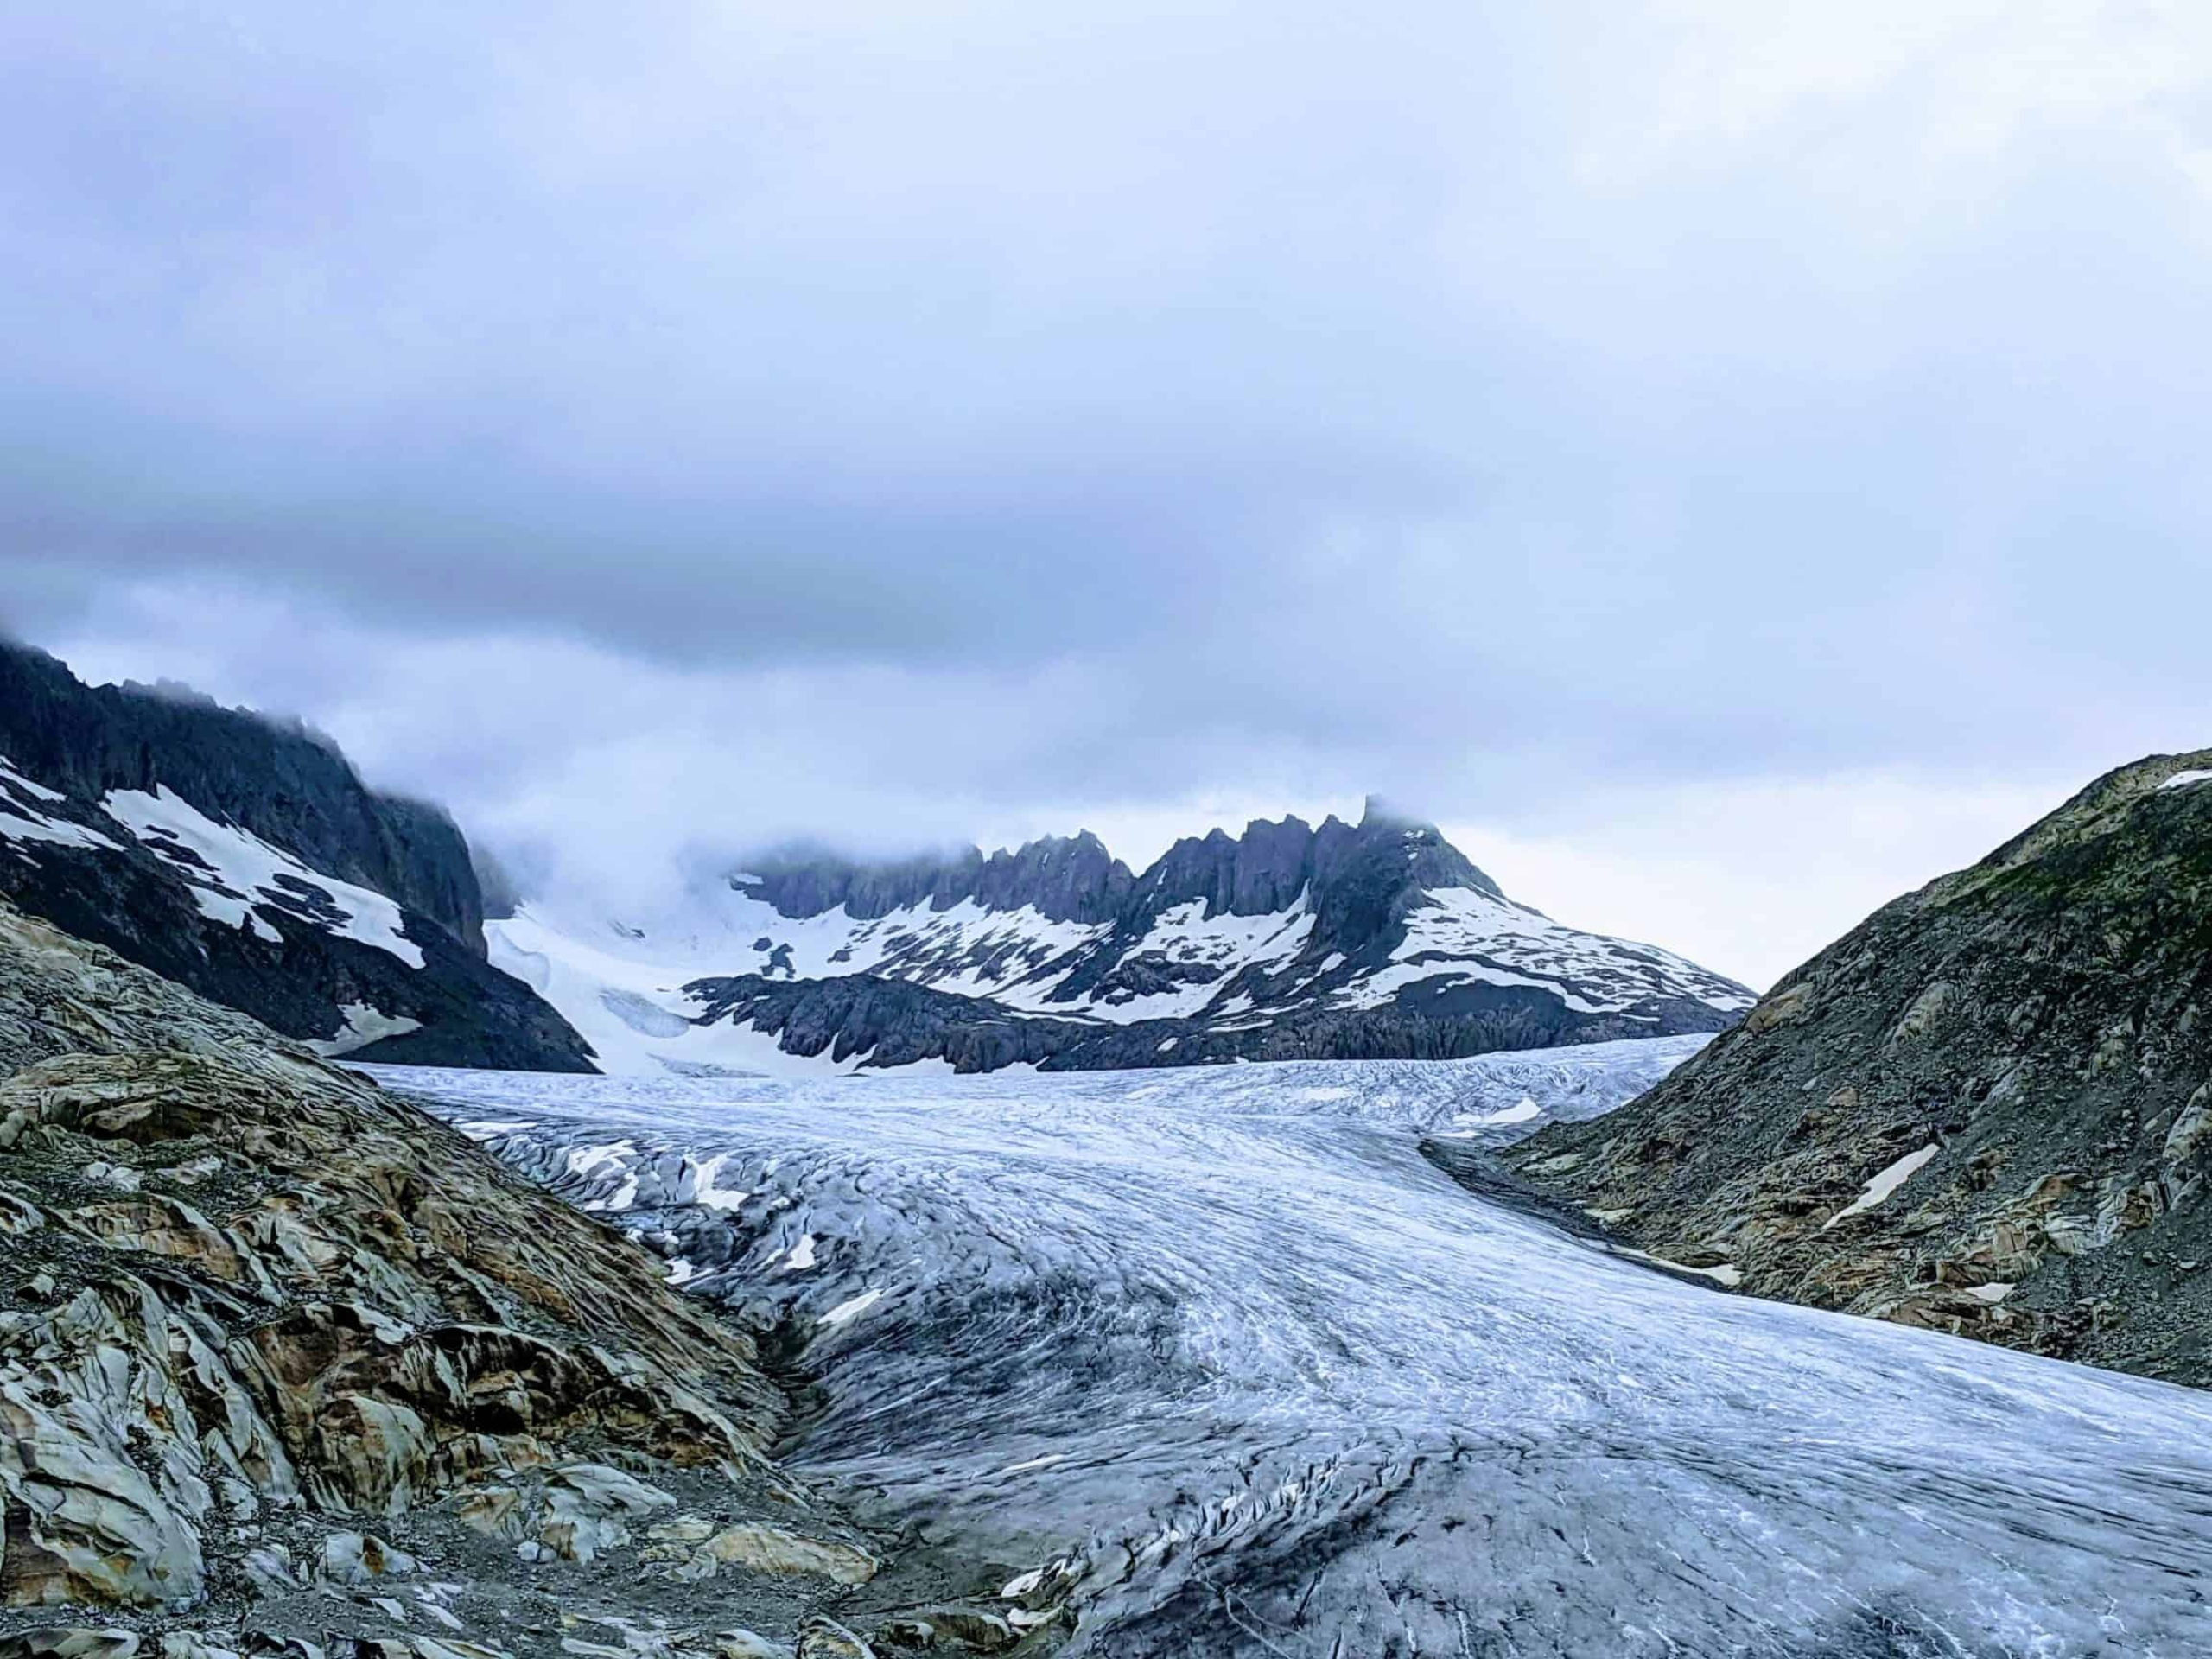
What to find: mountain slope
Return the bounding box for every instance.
[1505,749,2212,1385]
[0,899,1039,1656]
[0,641,591,1071]
[495,802,1752,1076]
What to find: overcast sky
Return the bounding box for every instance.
[7,2,2210,988]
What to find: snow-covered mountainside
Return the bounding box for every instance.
[492,802,1753,1076]
[376,1052,2212,1656]
[0,640,591,1070]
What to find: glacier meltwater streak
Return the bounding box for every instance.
[373,1042,2212,1657]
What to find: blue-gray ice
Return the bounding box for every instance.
[376,1041,2212,1657]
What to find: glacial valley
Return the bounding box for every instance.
[382,1046,2212,1657]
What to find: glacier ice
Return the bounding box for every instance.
[375,1039,2212,1656]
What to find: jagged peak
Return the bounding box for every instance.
[733,829,1131,925]
[728,799,1518,923]
[985,828,1117,861]
[0,636,488,950]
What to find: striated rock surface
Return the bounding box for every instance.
[1507,750,2212,1383]
[0,901,1052,1657]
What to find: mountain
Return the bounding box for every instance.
[492,801,1753,1076]
[0,640,591,1071]
[1505,749,2212,1386]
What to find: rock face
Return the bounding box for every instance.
[0,900,1048,1657]
[1506,751,2212,1384]
[0,641,590,1071]
[501,802,1752,1076]
[740,833,1134,926]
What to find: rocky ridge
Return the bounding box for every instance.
[0,642,589,1072]
[499,804,1752,1076]
[0,899,1064,1657]
[1506,751,2212,1384]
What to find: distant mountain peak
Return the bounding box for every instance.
[499,798,1752,1078]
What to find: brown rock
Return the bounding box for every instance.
[796,1621,875,1659]
[677,1522,878,1586]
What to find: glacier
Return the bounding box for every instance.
[374,1038,2212,1656]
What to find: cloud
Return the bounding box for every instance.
[9,1,2212,982]
[1446,771,2076,991]
[33,582,2118,988]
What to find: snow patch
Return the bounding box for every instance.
[819,1287,884,1327]
[1084,891,1317,1023]
[1824,1145,1940,1230]
[0,761,124,854]
[489,907,924,1079]
[565,1141,636,1178]
[308,1002,425,1058]
[1616,1247,1743,1287]
[1338,885,1752,1018]
[105,787,424,968]
[1465,1096,1541,1128]
[0,758,65,804]
[690,1153,751,1212]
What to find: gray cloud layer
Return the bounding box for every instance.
[6,3,2211,971]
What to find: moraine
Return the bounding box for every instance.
[377,1041,2212,1658]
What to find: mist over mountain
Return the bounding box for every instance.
[494,798,1751,1077]
[0,639,591,1070]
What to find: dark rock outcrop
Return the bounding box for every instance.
[691,975,1088,1073]
[1505,750,2212,1386]
[0,644,480,945]
[0,641,590,1071]
[686,969,1735,1074]
[738,831,1135,925]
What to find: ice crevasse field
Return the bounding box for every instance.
[373,1039,2212,1657]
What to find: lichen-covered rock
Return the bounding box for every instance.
[869,1609,1015,1654]
[1508,747,2212,1384]
[792,1623,873,1659]
[660,1523,876,1586]
[704,1637,788,1659]
[0,1635,156,1659]
[318,1531,416,1587]
[0,1281,211,1606]
[529,1465,675,1565]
